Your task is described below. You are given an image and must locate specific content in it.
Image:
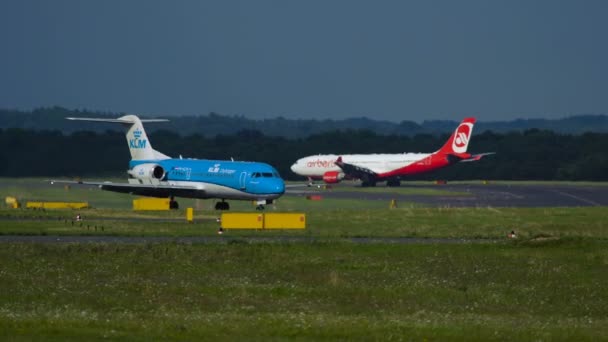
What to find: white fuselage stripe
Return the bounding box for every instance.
[292,153,432,177]
[165,180,281,200]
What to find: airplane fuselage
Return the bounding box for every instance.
[125,158,285,200]
[290,118,489,185]
[58,115,287,209]
[291,153,434,179]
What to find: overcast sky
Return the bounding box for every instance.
[1,1,607,122]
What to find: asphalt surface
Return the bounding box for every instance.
[4,178,606,207]
[289,183,608,207]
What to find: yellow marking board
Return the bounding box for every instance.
[221,213,264,229]
[264,213,306,229]
[220,213,306,230]
[133,198,170,211]
[26,202,89,209]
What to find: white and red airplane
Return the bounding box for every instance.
[290,117,493,187]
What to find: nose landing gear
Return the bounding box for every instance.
[255,199,274,211]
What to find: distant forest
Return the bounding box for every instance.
[1,128,607,181]
[2,107,608,137]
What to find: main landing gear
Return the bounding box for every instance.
[169,196,179,209]
[215,201,230,211]
[386,179,401,187]
[361,180,377,187]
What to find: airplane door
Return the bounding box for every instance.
[239,171,247,190]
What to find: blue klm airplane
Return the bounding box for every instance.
[52,115,285,210]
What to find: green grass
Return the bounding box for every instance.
[1,240,608,340]
[1,206,607,239]
[2,178,608,339]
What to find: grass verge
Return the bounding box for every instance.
[1,206,607,239]
[1,240,607,340]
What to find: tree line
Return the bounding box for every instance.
[1,128,607,181]
[2,107,608,137]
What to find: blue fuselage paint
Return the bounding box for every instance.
[129,159,285,197]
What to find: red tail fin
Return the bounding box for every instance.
[438,118,476,155]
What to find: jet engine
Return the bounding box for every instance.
[129,163,166,181]
[322,171,344,184]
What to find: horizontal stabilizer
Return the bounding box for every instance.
[66,117,169,123]
[460,152,496,162]
[67,114,170,160]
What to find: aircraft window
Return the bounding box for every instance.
[252,172,261,178]
[262,173,273,178]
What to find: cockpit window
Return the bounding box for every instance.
[253,171,279,178]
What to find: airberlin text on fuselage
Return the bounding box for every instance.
[306,159,335,168]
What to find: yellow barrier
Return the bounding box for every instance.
[5,196,20,209]
[26,202,89,209]
[133,198,170,211]
[220,213,306,230]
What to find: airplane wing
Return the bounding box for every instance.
[460,152,496,162]
[335,157,378,179]
[284,183,316,188]
[50,180,205,198]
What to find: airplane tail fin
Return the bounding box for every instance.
[437,117,476,156]
[66,115,170,160]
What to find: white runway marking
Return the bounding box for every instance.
[551,189,600,206]
[496,191,525,199]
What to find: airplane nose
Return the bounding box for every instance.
[277,180,285,194]
[290,162,298,173]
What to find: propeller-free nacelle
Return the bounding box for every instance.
[128,163,166,181]
[322,171,344,184]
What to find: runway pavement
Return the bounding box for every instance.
[287,183,608,207]
[2,180,605,244]
[4,178,606,208]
